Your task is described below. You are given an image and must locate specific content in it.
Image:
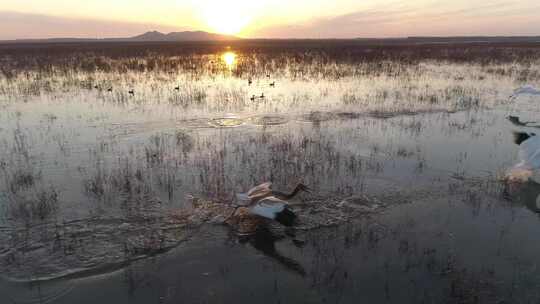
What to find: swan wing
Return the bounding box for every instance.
[235,193,251,206]
[521,136,540,169]
[249,197,287,220]
[247,182,273,198]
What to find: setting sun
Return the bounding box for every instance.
[197,0,264,35]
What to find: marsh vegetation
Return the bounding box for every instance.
[1,41,540,303]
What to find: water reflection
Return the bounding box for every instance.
[236,227,306,276]
[222,51,237,69]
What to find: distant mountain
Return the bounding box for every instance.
[131,31,238,42]
[354,36,540,45]
[0,30,239,43]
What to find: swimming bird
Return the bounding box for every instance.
[107,87,113,92]
[248,78,253,86]
[232,182,310,226]
[128,90,135,96]
[250,95,256,102]
[506,132,540,182]
[94,85,99,89]
[269,81,276,87]
[174,86,180,91]
[510,85,540,98]
[260,93,265,99]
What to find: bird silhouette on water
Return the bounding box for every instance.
[508,115,540,128]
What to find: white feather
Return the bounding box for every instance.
[249,197,286,220]
[508,134,540,182]
[517,135,540,170]
[512,85,540,97]
[235,193,251,206]
[247,182,272,198]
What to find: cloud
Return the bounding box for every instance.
[0,11,186,40]
[252,1,540,38]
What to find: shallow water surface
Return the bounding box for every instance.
[1,52,540,303]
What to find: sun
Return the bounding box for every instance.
[198,0,260,35]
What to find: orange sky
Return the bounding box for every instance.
[0,0,539,39]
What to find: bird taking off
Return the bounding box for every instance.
[234,182,311,226]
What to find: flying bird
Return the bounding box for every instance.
[232,182,310,226]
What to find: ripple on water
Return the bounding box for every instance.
[296,111,336,123]
[208,117,245,128]
[5,280,75,304]
[248,115,289,126]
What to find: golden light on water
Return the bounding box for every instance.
[222,52,237,68]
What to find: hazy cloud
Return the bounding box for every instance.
[253,1,540,38]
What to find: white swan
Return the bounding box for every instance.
[234,182,310,226]
[507,132,540,182]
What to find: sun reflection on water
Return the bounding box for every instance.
[222,52,237,69]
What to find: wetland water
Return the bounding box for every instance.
[1,46,540,303]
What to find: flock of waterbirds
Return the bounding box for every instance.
[91,73,277,101]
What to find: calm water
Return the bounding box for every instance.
[1,54,540,303]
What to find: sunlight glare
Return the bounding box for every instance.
[222,52,237,69]
[198,0,265,35]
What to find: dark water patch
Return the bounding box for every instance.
[296,111,336,123]
[0,183,425,283]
